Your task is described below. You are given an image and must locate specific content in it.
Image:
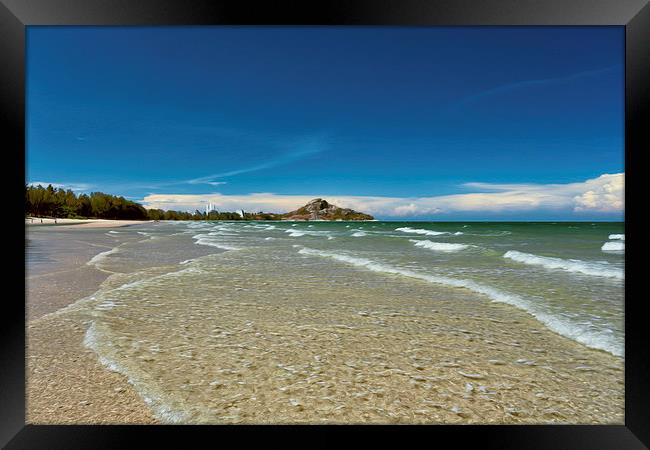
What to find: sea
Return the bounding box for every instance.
[27,220,625,422]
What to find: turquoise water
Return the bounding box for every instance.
[81,221,624,358]
[26,220,625,423]
[253,221,625,356]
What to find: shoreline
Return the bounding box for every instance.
[26,224,624,424]
[26,217,152,228]
[26,224,159,424]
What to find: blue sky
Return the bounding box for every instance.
[27,27,624,219]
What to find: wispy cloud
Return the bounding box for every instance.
[141,173,624,217]
[187,136,327,185]
[28,181,92,192]
[451,65,620,112]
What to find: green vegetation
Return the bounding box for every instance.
[146,208,254,221]
[26,184,148,220]
[25,184,275,221]
[25,186,373,221]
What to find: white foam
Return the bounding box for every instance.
[87,247,120,267]
[108,230,120,234]
[297,247,622,356]
[410,239,468,253]
[395,227,448,236]
[264,237,274,241]
[351,231,367,237]
[194,238,239,251]
[602,241,625,252]
[608,234,625,241]
[287,231,306,237]
[504,250,623,280]
[96,300,120,310]
[207,231,238,236]
[83,321,192,423]
[284,229,333,238]
[192,233,239,250]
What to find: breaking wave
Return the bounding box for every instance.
[504,250,623,280]
[192,233,239,251]
[297,247,622,356]
[602,241,624,252]
[410,239,469,252]
[395,227,449,236]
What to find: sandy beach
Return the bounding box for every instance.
[26,223,158,423]
[25,221,624,424]
[26,217,152,228]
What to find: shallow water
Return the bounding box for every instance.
[27,221,625,423]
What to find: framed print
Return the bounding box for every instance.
[2,0,649,447]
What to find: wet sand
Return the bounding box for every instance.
[27,313,157,424]
[26,226,158,424]
[26,226,624,424]
[26,218,151,228]
[84,248,624,424]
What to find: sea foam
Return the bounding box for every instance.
[504,250,623,280]
[83,321,192,423]
[192,233,239,250]
[395,227,448,236]
[194,239,239,251]
[297,247,622,356]
[87,247,120,267]
[286,230,306,237]
[602,241,625,252]
[284,229,333,238]
[410,239,468,252]
[608,234,625,241]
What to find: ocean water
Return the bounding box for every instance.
[68,221,625,357]
[29,221,625,422]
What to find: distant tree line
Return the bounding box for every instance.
[146,209,282,221]
[25,184,279,221]
[26,184,149,220]
[146,209,250,221]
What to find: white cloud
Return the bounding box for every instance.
[573,173,624,212]
[141,173,624,217]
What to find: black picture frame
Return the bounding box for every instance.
[3,0,648,447]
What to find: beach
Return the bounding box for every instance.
[25,217,152,228]
[26,221,624,424]
[27,223,157,423]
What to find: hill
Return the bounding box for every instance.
[280,198,374,221]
